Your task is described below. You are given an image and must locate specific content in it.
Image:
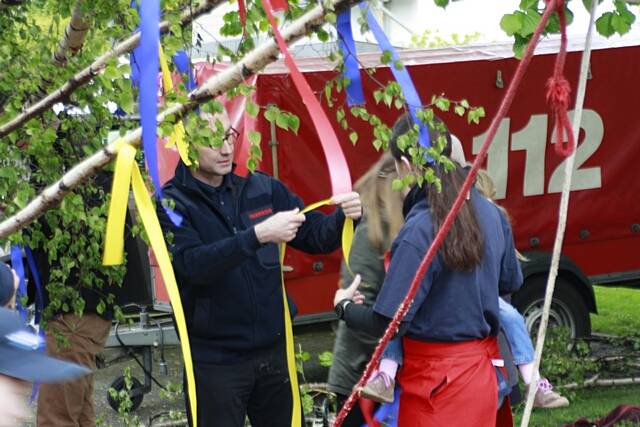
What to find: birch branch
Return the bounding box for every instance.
[0,0,223,138]
[0,0,353,240]
[52,0,90,66]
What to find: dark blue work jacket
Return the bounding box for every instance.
[374,186,523,342]
[158,162,346,363]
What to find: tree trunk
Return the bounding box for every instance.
[0,0,355,239]
[52,0,90,65]
[0,0,223,138]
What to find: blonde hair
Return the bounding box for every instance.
[355,153,404,252]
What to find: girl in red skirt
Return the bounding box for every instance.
[334,113,523,426]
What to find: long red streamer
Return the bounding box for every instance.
[333,1,562,425]
[260,0,352,195]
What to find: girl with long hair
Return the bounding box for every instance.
[333,112,523,426]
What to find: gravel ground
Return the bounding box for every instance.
[25,323,336,427]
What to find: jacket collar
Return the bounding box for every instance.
[174,161,245,191]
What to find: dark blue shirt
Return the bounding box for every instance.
[196,175,235,229]
[374,187,523,342]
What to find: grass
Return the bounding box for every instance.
[591,285,640,336]
[513,385,640,426]
[511,285,640,426]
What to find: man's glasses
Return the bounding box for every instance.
[222,126,240,146]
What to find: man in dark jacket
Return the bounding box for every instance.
[157,110,362,427]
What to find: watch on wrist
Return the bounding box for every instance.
[334,299,352,320]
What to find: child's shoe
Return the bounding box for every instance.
[360,371,395,404]
[526,378,570,409]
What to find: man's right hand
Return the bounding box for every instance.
[254,208,306,244]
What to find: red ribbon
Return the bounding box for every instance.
[238,0,247,36]
[270,0,288,11]
[260,0,352,195]
[546,0,575,157]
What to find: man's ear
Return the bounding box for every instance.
[401,156,412,172]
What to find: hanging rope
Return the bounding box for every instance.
[519,0,598,425]
[333,1,561,425]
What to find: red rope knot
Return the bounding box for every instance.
[546,75,575,157]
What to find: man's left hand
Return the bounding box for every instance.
[332,192,362,220]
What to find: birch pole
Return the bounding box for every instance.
[0,0,224,138]
[0,0,354,239]
[52,0,90,65]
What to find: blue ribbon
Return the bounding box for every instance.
[365,387,400,427]
[10,245,27,320]
[139,0,182,225]
[337,10,365,106]
[359,4,431,153]
[172,50,196,91]
[23,246,45,403]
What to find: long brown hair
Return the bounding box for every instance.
[389,113,483,271]
[355,153,404,253]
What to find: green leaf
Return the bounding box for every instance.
[434,0,449,7]
[454,105,465,117]
[349,131,358,145]
[519,0,538,9]
[248,131,261,145]
[247,158,257,172]
[500,13,523,36]
[325,12,337,24]
[611,13,630,35]
[250,144,262,159]
[460,99,470,109]
[392,178,404,191]
[245,101,260,118]
[276,112,289,130]
[380,50,393,64]
[596,12,615,37]
[519,10,541,37]
[373,90,383,104]
[264,107,278,123]
[288,115,300,134]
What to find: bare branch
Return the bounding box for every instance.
[0,0,223,138]
[52,0,90,66]
[0,0,351,240]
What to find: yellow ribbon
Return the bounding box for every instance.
[159,45,191,166]
[103,143,198,426]
[279,199,354,426]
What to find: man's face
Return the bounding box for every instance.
[195,112,238,177]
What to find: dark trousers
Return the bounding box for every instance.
[186,344,302,427]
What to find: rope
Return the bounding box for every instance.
[519,0,598,425]
[333,2,561,425]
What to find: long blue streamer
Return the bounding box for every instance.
[359,4,431,152]
[337,10,365,106]
[10,245,27,320]
[173,50,196,91]
[24,246,45,403]
[139,0,182,225]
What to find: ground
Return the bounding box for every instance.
[24,285,640,426]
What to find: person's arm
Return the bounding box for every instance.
[498,211,524,295]
[271,179,348,254]
[158,199,261,284]
[337,300,409,337]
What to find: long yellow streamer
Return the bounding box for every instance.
[103,144,198,426]
[158,45,191,166]
[279,199,354,426]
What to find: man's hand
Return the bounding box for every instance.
[332,192,362,220]
[333,274,362,306]
[254,208,306,244]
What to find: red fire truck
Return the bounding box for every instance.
[149,35,640,340]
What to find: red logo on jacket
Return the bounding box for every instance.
[249,207,273,220]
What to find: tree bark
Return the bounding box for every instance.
[0,0,354,240]
[0,0,223,138]
[52,0,90,66]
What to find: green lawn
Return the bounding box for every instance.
[591,285,640,336]
[512,285,640,426]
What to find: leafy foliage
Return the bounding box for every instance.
[497,0,636,58]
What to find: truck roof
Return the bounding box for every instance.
[260,35,640,74]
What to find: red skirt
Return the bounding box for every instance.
[397,336,511,427]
